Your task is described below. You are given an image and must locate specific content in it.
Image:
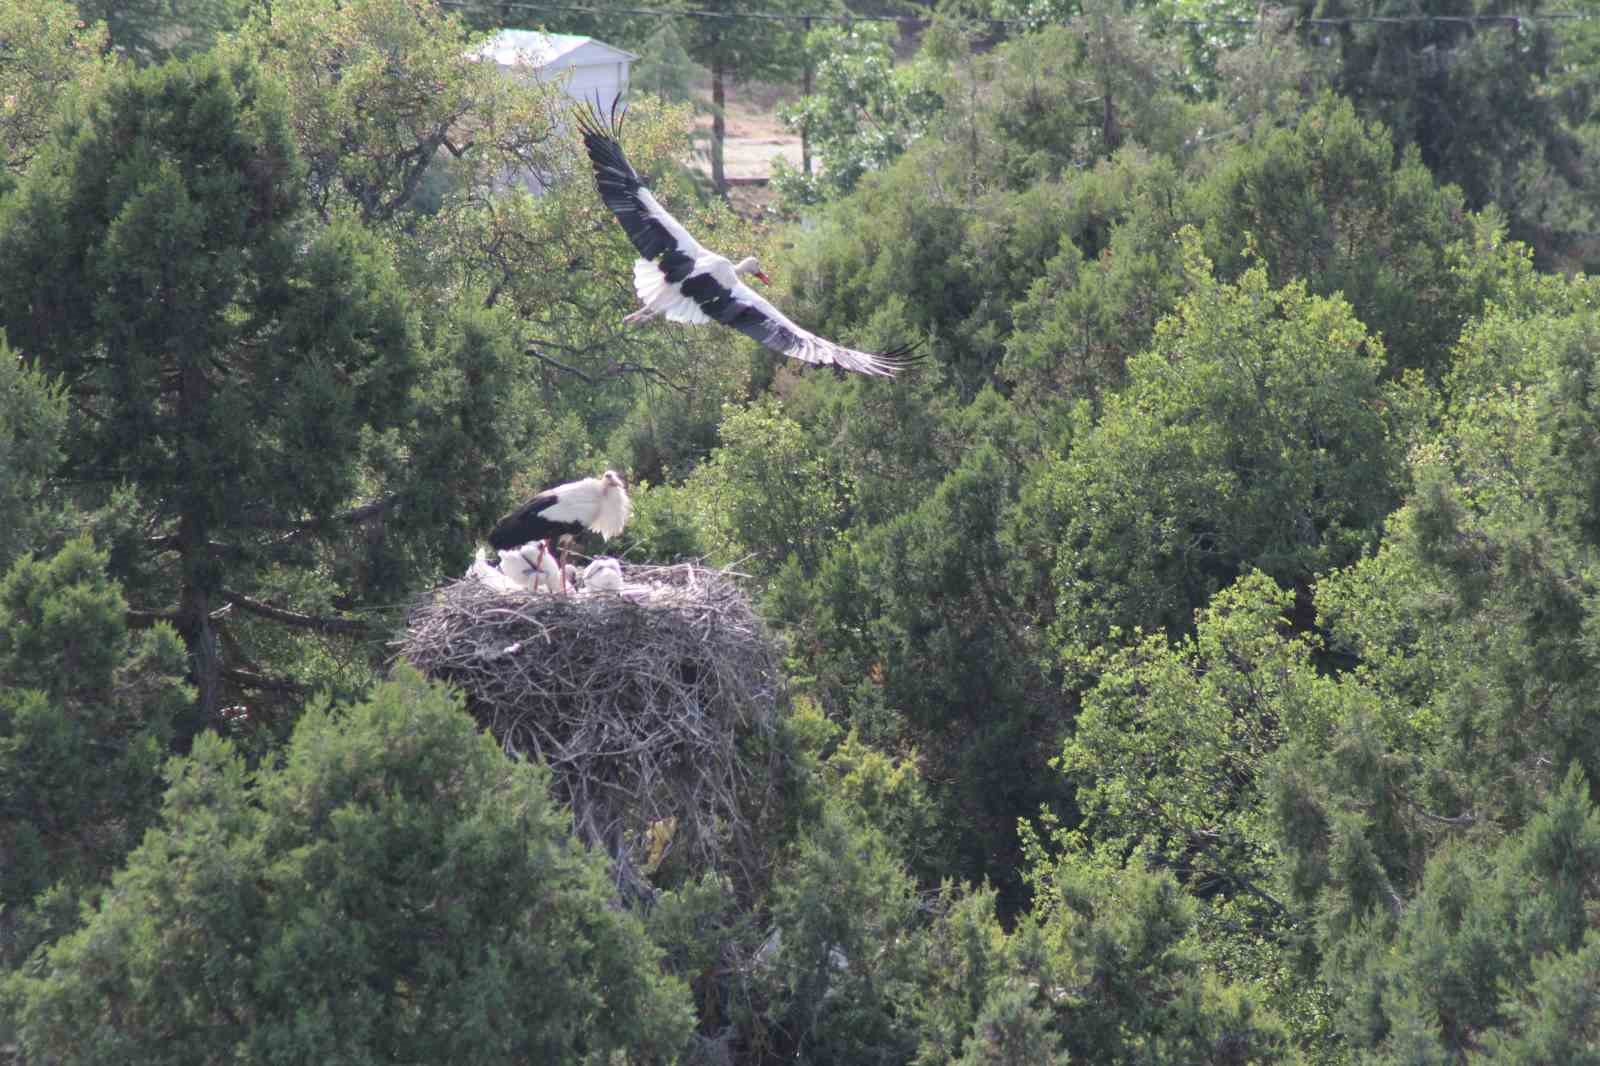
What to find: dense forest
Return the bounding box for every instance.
[3,0,1600,1061]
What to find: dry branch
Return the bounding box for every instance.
[400,561,781,900]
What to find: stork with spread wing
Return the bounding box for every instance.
[575,99,921,378]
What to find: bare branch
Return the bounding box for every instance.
[220,589,371,635]
[271,493,405,545]
[221,666,306,695]
[605,361,688,395]
[1411,804,1477,827]
[524,344,689,394]
[527,344,596,383]
[126,606,178,628]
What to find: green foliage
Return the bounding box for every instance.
[685,397,856,577]
[912,857,1294,1065]
[611,480,711,564]
[763,798,923,1064]
[1047,572,1352,1054]
[225,0,559,224]
[1309,0,1595,266]
[1321,768,1600,1061]
[1301,271,1600,846]
[950,978,1070,1066]
[631,20,707,105]
[1063,573,1307,894]
[1475,932,1600,1065]
[1000,146,1191,406]
[74,0,251,63]
[774,23,944,206]
[787,696,940,876]
[0,334,67,567]
[0,538,190,940]
[0,0,112,174]
[0,52,527,722]
[1036,232,1409,660]
[4,667,693,1063]
[1037,854,1294,1064]
[768,392,1072,905]
[1195,94,1478,379]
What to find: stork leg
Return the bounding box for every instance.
[533,541,551,593]
[623,305,658,325]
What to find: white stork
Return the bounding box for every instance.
[575,100,921,378]
[499,540,564,594]
[489,471,632,591]
[582,556,625,595]
[467,543,565,595]
[467,548,523,593]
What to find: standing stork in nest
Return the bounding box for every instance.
[489,470,632,592]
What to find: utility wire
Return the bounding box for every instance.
[439,0,1596,26]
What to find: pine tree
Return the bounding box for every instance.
[0,537,190,965]
[0,54,521,728]
[4,667,693,1062]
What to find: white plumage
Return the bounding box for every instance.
[582,557,625,594]
[467,544,568,595]
[467,548,523,593]
[489,470,632,552]
[499,540,564,593]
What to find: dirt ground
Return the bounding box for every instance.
[689,79,805,182]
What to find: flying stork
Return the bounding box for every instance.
[575,99,921,378]
[489,471,632,591]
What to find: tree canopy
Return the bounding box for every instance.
[6,0,1600,1061]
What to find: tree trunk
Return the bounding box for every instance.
[176,358,221,723]
[801,17,813,177]
[1102,92,1122,154]
[711,55,727,194]
[177,556,221,722]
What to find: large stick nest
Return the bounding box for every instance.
[400,561,781,899]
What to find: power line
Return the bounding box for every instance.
[441,0,957,22]
[439,0,1597,26]
[1184,12,1591,23]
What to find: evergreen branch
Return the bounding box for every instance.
[219,589,372,635]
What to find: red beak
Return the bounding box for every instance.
[754,271,771,285]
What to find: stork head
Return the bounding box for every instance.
[734,257,771,285]
[592,470,633,540]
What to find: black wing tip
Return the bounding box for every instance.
[871,340,929,375]
[572,91,626,146]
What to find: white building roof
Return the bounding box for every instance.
[472,30,638,70]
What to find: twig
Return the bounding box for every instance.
[399,561,781,901]
[220,589,371,635]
